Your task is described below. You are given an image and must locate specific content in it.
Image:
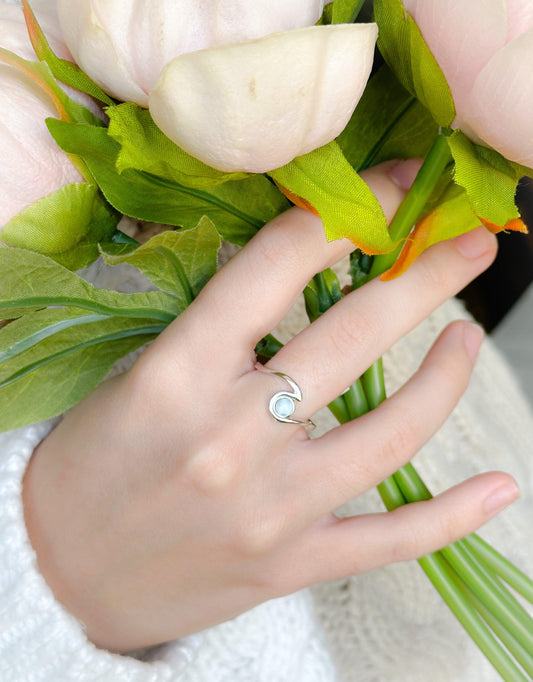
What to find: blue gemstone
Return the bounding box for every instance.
[274,396,295,418]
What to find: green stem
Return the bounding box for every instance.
[418,553,529,682]
[467,535,533,605]
[441,542,533,655]
[454,575,533,678]
[327,395,350,424]
[343,380,369,419]
[368,129,453,279]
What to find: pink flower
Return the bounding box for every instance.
[403,0,533,168]
[0,3,83,229]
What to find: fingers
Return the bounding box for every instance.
[289,321,485,516]
[168,161,415,366]
[265,226,497,415]
[296,471,520,585]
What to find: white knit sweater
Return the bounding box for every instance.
[1,255,532,681]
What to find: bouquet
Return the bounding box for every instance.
[0,1,532,678]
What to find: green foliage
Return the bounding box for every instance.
[1,183,119,270]
[332,0,365,23]
[47,118,289,246]
[101,217,220,308]
[449,131,526,228]
[0,217,221,431]
[269,141,393,254]
[0,310,162,431]
[107,103,249,187]
[316,3,334,24]
[373,0,455,127]
[0,247,179,323]
[337,64,438,171]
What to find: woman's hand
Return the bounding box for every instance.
[22,161,518,653]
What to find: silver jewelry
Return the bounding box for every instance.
[256,364,315,428]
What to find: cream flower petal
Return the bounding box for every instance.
[56,0,326,107]
[463,27,533,169]
[149,24,377,173]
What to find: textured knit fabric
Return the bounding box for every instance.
[1,256,533,681]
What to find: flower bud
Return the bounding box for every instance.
[56,0,326,107]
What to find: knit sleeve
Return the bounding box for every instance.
[0,422,197,682]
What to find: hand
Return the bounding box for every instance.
[22,161,517,653]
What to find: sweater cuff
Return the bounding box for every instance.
[0,423,195,682]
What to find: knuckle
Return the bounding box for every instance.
[388,512,421,563]
[329,309,376,356]
[415,254,450,293]
[185,441,243,495]
[380,411,419,468]
[255,223,301,272]
[436,509,464,547]
[231,512,284,557]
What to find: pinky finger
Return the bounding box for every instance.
[299,471,520,584]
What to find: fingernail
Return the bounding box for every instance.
[387,159,423,191]
[463,322,484,361]
[453,227,494,259]
[484,482,520,515]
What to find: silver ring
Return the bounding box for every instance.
[255,364,315,428]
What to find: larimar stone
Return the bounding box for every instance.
[274,396,295,418]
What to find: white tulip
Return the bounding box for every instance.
[149,24,378,173]
[56,0,326,107]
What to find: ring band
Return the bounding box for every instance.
[256,364,315,428]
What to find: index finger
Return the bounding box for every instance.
[170,161,418,369]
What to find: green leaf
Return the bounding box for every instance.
[269,141,394,254]
[107,103,248,188]
[373,0,455,127]
[47,119,290,246]
[449,131,528,232]
[0,310,163,431]
[21,0,114,105]
[0,183,119,270]
[102,216,220,306]
[332,0,365,23]
[337,64,438,171]
[0,248,180,323]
